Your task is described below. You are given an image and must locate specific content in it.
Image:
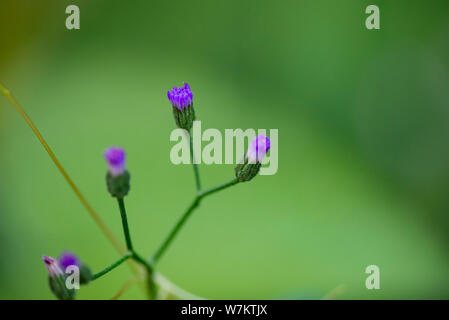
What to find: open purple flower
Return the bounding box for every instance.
[104,147,126,176]
[247,135,271,163]
[42,256,63,278]
[167,82,193,110]
[58,251,80,270]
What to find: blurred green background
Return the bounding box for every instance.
[0,0,448,299]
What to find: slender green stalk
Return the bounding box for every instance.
[189,130,201,191]
[116,198,155,298]
[93,253,132,280]
[150,198,200,265]
[116,198,153,272]
[199,178,239,198]
[150,178,239,265]
[117,198,133,251]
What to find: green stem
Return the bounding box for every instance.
[131,250,156,299]
[199,178,239,198]
[116,197,155,298]
[132,251,152,272]
[150,178,239,265]
[93,253,132,280]
[189,130,201,191]
[117,198,133,251]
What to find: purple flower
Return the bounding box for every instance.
[167,82,193,110]
[104,147,126,176]
[247,135,271,163]
[42,256,63,278]
[58,251,80,270]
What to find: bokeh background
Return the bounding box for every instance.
[0,0,448,299]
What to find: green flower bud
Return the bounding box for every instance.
[106,170,130,198]
[172,104,195,131]
[235,158,262,182]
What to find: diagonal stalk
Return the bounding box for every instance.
[93,253,132,280]
[0,83,124,253]
[150,178,239,265]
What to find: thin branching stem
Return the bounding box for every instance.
[116,198,153,272]
[150,178,239,265]
[116,198,155,298]
[93,253,132,280]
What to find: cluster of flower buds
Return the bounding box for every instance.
[42,252,92,300]
[235,134,271,182]
[167,82,195,131]
[42,82,272,299]
[104,147,130,198]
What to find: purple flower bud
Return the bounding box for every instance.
[167,82,193,110]
[104,147,130,198]
[58,251,80,270]
[43,256,76,300]
[104,147,126,176]
[235,135,271,182]
[167,82,196,130]
[42,256,63,278]
[246,135,271,163]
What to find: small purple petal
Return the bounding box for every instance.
[42,256,63,278]
[58,251,81,270]
[247,135,271,163]
[104,147,126,176]
[167,82,193,110]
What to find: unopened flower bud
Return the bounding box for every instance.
[104,147,130,198]
[42,256,76,300]
[167,82,195,131]
[235,135,271,182]
[58,251,92,285]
